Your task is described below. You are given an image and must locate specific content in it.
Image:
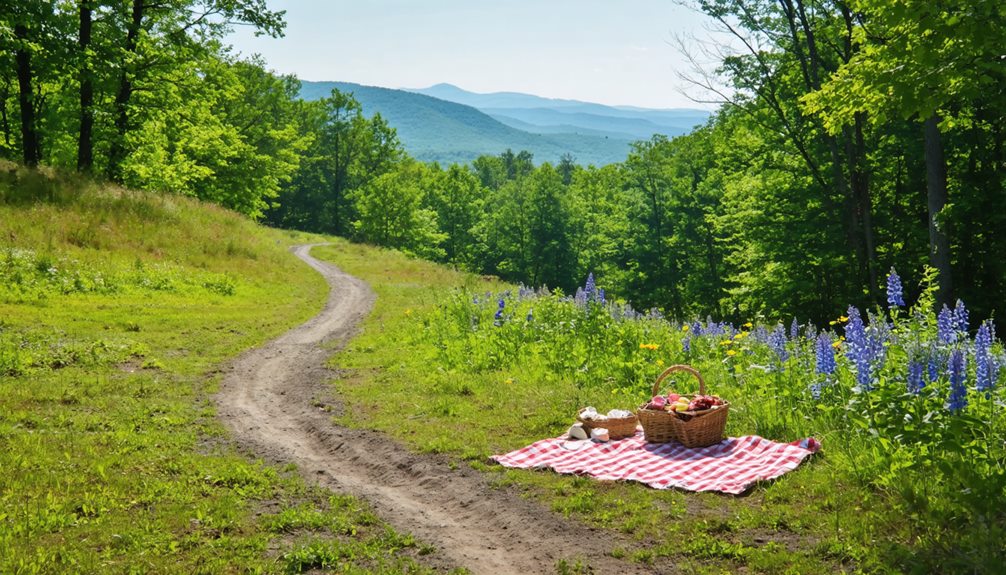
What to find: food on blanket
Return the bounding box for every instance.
[567,423,589,440]
[579,406,608,421]
[645,395,667,410]
[590,427,610,442]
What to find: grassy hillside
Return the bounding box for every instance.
[299,81,632,165]
[0,165,453,574]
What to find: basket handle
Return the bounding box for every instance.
[652,364,706,396]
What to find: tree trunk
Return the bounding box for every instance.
[14,23,41,166]
[107,0,144,182]
[853,113,878,298]
[77,0,95,172]
[924,115,953,306]
[1,74,12,151]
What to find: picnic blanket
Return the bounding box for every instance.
[492,433,820,494]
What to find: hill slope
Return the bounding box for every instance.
[300,81,633,165]
[0,165,445,573]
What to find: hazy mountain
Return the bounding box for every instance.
[409,83,711,140]
[299,81,634,165]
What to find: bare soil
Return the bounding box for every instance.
[217,244,654,575]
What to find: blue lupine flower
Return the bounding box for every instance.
[526,308,534,323]
[886,268,905,307]
[927,350,940,383]
[598,288,606,305]
[937,305,956,345]
[790,318,800,340]
[815,333,836,376]
[844,307,874,390]
[769,324,789,363]
[690,320,703,336]
[809,381,823,401]
[975,321,993,392]
[907,360,925,394]
[946,349,968,412]
[682,336,691,353]
[494,298,505,323]
[573,287,587,307]
[584,273,596,301]
[953,299,969,334]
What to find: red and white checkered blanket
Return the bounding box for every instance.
[492,433,820,494]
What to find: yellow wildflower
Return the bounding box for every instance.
[831,340,842,350]
[681,324,690,332]
[743,322,753,329]
[656,359,665,367]
[838,315,849,323]
[720,340,733,346]
[504,378,514,385]
[726,349,737,356]
[404,309,413,316]
[639,343,659,350]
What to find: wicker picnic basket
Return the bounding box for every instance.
[637,364,729,447]
[576,408,639,440]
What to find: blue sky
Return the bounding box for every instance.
[226,0,726,109]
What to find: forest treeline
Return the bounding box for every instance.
[3,1,1004,326]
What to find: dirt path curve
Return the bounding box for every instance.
[217,244,653,575]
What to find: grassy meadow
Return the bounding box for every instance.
[318,243,1005,575]
[0,166,455,574]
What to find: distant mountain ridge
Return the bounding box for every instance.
[408,83,710,139]
[298,81,709,165]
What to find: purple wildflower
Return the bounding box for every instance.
[937,305,956,345]
[927,350,940,383]
[769,324,789,363]
[953,299,969,334]
[946,349,968,413]
[844,307,874,390]
[598,288,606,305]
[584,273,596,301]
[886,268,905,307]
[682,335,691,353]
[494,298,505,323]
[790,318,800,340]
[815,333,837,376]
[809,381,823,401]
[907,360,925,394]
[975,321,993,392]
[526,308,534,323]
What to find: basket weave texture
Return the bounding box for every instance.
[576,409,639,440]
[637,365,729,447]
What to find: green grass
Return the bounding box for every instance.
[0,165,455,574]
[314,242,964,575]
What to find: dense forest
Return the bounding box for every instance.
[3,0,1004,327]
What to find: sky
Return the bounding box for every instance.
[225,0,728,110]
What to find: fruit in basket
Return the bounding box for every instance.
[673,399,691,412]
[645,395,667,410]
[687,395,724,411]
[666,393,681,403]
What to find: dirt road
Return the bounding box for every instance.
[216,244,650,574]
